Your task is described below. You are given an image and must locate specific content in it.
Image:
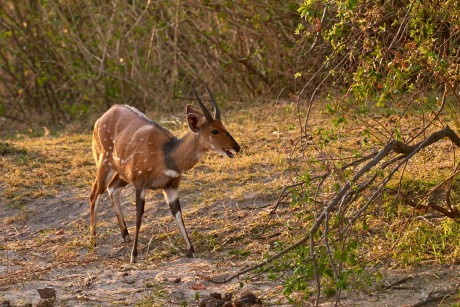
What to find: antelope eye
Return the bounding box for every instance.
[211,130,219,135]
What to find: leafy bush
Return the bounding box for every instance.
[0,1,306,124]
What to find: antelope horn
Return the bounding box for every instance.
[206,84,221,120]
[192,85,213,122]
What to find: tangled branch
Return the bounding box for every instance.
[202,126,460,294]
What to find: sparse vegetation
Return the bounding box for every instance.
[1,0,460,306]
[2,101,459,305]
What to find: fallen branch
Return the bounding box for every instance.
[0,259,88,286]
[201,126,460,288]
[411,288,458,307]
[383,275,413,290]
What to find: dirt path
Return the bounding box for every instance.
[0,188,286,306]
[1,187,459,306]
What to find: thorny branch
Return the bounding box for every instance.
[202,126,460,288]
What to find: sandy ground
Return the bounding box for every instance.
[1,188,459,306]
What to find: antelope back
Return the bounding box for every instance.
[92,105,174,183]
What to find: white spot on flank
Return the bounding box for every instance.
[143,159,147,163]
[138,171,142,175]
[211,144,215,150]
[103,124,107,128]
[140,138,144,141]
[147,168,152,171]
[164,169,180,178]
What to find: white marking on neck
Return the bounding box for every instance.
[164,169,180,178]
[163,188,178,203]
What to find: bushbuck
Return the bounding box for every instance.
[89,86,240,262]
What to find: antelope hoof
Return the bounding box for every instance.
[90,237,97,247]
[130,255,137,263]
[123,235,132,243]
[185,249,196,258]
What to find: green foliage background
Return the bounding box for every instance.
[298,0,460,107]
[1,0,460,302]
[1,0,458,125]
[0,0,306,124]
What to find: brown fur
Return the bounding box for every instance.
[90,101,240,262]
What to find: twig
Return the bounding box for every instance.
[411,288,457,307]
[147,237,154,256]
[0,260,87,286]
[202,126,460,287]
[383,275,413,290]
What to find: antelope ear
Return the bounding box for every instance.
[186,104,202,116]
[186,105,203,133]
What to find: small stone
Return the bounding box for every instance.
[162,277,181,284]
[191,283,206,290]
[37,299,53,307]
[1,301,11,307]
[117,271,129,277]
[37,287,56,300]
[123,277,136,284]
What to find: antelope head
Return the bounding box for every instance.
[188,85,240,158]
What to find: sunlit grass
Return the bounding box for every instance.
[1,134,93,201]
[2,101,460,271]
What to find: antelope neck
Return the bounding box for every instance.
[163,132,207,173]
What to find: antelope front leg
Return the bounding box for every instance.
[107,175,130,243]
[89,178,104,247]
[163,188,195,258]
[131,188,146,263]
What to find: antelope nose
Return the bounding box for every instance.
[234,144,241,152]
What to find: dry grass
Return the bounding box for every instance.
[0,102,299,260]
[1,101,460,305]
